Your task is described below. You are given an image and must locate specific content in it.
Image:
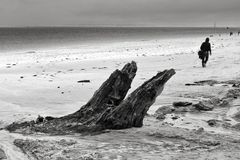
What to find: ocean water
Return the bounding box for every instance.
[0,27,237,53]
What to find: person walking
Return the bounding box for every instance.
[200,38,212,67]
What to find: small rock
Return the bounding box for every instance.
[223,118,231,122]
[77,80,90,83]
[45,116,55,121]
[155,105,175,115]
[173,101,192,107]
[171,115,179,120]
[36,115,44,123]
[194,80,219,86]
[233,83,240,87]
[185,83,198,86]
[207,119,218,127]
[193,101,214,111]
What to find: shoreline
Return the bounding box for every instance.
[0,26,237,56]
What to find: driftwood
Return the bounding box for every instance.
[6,61,175,134]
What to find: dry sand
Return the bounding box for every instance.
[0,33,240,159]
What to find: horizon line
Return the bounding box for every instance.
[0,25,239,29]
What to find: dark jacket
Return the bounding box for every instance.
[200,42,211,52]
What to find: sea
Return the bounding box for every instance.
[0,27,238,53]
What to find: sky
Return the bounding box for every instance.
[0,0,240,27]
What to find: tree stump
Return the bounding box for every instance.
[6,61,175,135]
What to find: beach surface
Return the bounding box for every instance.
[1,30,240,159]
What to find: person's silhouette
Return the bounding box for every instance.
[200,38,212,67]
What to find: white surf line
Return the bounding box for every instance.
[0,130,30,160]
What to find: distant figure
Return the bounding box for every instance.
[238,31,240,35]
[200,38,212,68]
[230,32,233,36]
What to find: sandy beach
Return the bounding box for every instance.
[1,31,240,159]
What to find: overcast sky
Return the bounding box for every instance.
[0,0,239,27]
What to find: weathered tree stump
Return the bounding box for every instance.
[6,61,175,135]
[96,69,175,129]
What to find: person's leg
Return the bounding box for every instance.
[204,53,209,64]
[202,56,205,67]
